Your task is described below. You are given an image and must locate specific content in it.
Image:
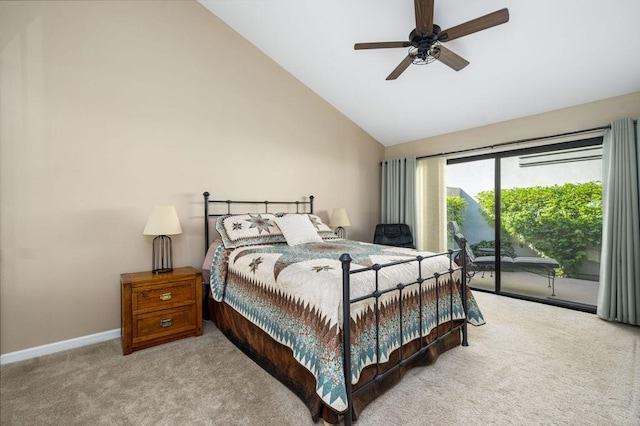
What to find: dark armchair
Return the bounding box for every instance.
[373,224,414,248]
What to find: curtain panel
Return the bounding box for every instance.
[381,157,417,238]
[416,157,447,252]
[597,118,640,325]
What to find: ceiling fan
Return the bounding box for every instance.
[354,0,509,80]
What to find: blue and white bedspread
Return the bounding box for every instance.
[210,239,484,412]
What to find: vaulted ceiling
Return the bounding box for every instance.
[199,0,640,146]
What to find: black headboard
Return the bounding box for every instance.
[203,192,314,253]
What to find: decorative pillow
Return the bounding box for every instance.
[277,213,337,239]
[216,214,286,248]
[274,214,323,246]
[307,214,339,240]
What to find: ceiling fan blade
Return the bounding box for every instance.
[439,8,509,42]
[435,45,469,71]
[354,41,412,50]
[414,0,434,36]
[386,55,414,80]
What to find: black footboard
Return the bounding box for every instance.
[340,243,468,425]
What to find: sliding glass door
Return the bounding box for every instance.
[446,139,603,311]
[446,157,496,293]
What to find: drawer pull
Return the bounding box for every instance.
[159,292,172,301]
[160,318,173,328]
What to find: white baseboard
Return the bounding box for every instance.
[0,328,121,365]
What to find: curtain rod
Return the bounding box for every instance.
[415,125,613,160]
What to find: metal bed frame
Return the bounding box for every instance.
[203,192,469,425]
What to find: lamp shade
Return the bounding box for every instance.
[142,206,183,236]
[329,208,351,228]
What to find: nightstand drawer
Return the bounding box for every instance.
[133,280,195,313]
[133,305,196,343]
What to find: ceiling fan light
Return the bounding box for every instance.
[429,44,441,58]
[409,42,440,65]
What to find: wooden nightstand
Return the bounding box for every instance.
[121,266,202,355]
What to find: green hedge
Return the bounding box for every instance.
[476,181,602,276]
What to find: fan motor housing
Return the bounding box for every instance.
[409,24,441,48]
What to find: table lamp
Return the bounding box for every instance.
[329,208,351,238]
[143,205,183,273]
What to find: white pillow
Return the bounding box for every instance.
[275,214,323,246]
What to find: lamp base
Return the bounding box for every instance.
[335,226,346,239]
[152,235,174,274]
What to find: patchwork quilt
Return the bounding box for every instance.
[210,237,484,413]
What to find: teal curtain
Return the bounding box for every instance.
[381,157,417,237]
[597,118,640,325]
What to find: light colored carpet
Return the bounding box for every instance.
[2,292,639,425]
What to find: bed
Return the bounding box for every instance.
[202,193,485,424]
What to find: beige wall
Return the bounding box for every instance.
[0,1,384,354]
[386,91,640,159]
